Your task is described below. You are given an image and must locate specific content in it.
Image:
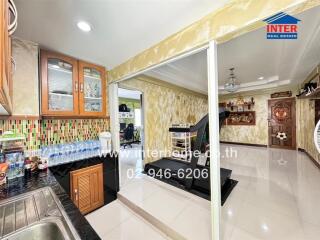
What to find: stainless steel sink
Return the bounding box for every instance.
[0,187,80,240]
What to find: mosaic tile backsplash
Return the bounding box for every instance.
[0,119,110,150]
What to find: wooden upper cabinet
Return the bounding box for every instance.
[78,61,106,117]
[41,50,79,116]
[0,0,15,115]
[70,164,104,214]
[40,50,107,117]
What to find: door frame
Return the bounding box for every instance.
[268,97,296,150]
[110,84,146,189]
[118,85,146,162]
[108,41,221,240]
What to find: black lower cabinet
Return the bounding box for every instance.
[49,153,119,207]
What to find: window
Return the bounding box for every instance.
[134,109,142,127]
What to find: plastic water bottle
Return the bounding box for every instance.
[15,162,20,177]
[7,162,15,180]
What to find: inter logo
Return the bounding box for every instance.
[263,12,301,39]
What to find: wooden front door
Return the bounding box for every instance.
[268,98,296,149]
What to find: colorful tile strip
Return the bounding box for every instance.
[0,119,110,150]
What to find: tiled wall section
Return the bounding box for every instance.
[41,119,109,146]
[0,119,110,150]
[0,119,41,150]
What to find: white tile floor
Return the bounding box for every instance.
[220,144,320,240]
[119,144,143,187]
[86,200,169,240]
[87,144,320,240]
[118,175,211,240]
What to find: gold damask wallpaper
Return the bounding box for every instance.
[219,94,269,145]
[119,77,208,163]
[296,99,320,164]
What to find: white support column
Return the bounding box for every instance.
[108,83,121,185]
[207,40,221,240]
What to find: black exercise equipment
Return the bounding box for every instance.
[144,109,237,204]
[121,123,135,148]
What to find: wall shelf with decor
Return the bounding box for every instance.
[297,65,320,99]
[225,96,255,112]
[226,111,256,126]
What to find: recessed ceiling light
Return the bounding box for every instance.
[261,224,269,232]
[77,21,92,32]
[258,76,264,80]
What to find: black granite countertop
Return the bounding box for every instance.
[0,170,101,240]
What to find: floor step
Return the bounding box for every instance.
[117,193,186,240]
[117,175,212,240]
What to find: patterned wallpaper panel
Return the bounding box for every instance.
[120,78,208,163]
[0,119,110,151]
[296,99,320,164]
[219,94,269,145]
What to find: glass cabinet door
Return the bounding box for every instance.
[79,61,106,116]
[41,51,79,115]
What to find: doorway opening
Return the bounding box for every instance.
[118,87,144,186]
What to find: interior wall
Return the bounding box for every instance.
[219,93,269,145]
[119,77,208,163]
[296,99,320,164]
[12,37,39,116]
[0,38,110,151]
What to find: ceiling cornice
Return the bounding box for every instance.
[219,84,299,100]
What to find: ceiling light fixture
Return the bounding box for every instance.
[224,68,240,93]
[261,224,269,232]
[77,21,92,32]
[258,76,264,80]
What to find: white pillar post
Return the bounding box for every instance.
[207,40,221,240]
[108,83,121,186]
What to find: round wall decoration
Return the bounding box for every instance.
[314,120,320,153]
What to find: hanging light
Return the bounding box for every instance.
[224,68,240,93]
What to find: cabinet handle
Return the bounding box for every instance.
[75,82,78,92]
[8,0,18,36]
[11,57,16,74]
[80,83,84,93]
[74,189,78,201]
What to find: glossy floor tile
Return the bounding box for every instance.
[86,200,168,240]
[90,144,320,240]
[119,144,143,187]
[118,174,212,240]
[220,144,320,240]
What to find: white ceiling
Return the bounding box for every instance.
[144,6,320,94]
[145,50,208,94]
[14,0,229,69]
[118,88,141,100]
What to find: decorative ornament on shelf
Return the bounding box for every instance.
[226,96,255,111]
[224,68,240,93]
[236,96,245,105]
